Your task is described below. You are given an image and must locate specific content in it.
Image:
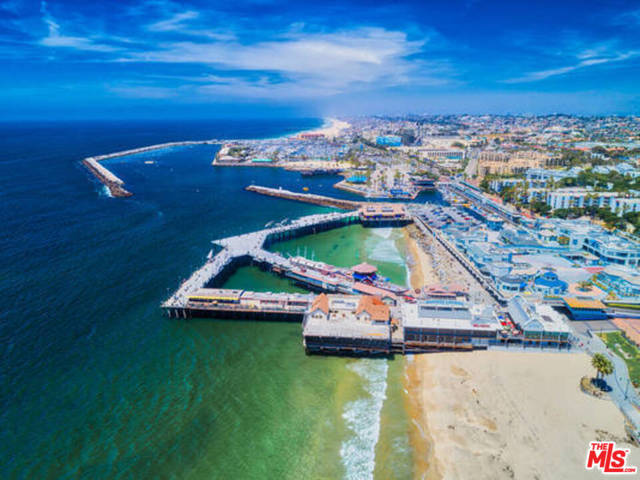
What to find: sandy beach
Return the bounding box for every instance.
[405,225,437,290]
[302,117,351,140]
[407,351,639,479]
[401,228,639,479]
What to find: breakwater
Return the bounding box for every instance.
[246,185,363,210]
[83,139,220,197]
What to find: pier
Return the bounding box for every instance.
[162,211,360,317]
[84,139,222,197]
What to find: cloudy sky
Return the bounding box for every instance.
[1,0,640,118]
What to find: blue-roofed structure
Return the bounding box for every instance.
[533,271,568,295]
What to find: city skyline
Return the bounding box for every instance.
[1,0,640,118]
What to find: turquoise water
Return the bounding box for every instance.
[0,119,438,478]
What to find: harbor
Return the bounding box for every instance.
[83,139,222,196]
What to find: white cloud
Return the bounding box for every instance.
[115,27,444,98]
[504,48,638,83]
[34,3,453,101]
[147,11,200,32]
[39,1,118,52]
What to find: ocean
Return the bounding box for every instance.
[0,119,442,479]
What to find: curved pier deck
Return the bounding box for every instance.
[162,211,359,314]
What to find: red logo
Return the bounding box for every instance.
[586,442,637,474]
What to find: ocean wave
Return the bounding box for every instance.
[340,359,388,480]
[100,185,113,198]
[370,227,392,239]
[366,234,404,266]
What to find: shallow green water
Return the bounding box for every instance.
[221,224,414,479]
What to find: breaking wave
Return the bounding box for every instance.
[340,359,389,480]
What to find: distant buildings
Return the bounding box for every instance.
[478,150,553,176]
[376,135,402,147]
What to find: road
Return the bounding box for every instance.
[580,328,640,441]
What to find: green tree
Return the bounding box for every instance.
[591,353,614,380]
[577,280,592,291]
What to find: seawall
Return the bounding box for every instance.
[84,139,220,197]
[246,185,363,210]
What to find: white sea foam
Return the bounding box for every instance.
[370,227,392,239]
[340,359,388,480]
[366,232,404,266]
[100,185,113,198]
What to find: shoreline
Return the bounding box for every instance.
[402,225,441,479]
[400,230,640,479]
[300,117,351,140]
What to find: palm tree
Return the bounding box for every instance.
[577,280,592,292]
[592,353,614,381]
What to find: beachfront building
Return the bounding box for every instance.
[562,297,608,320]
[401,300,500,350]
[539,219,640,266]
[507,296,570,347]
[596,265,640,299]
[302,294,392,355]
[495,275,527,295]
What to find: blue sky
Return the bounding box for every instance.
[1,0,640,118]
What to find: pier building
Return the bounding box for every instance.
[302,294,393,355]
[401,300,500,351]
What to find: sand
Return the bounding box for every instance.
[302,117,351,140]
[401,228,639,479]
[405,226,437,290]
[407,351,640,480]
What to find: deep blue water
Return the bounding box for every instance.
[0,119,443,479]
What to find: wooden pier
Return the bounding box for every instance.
[162,211,359,313]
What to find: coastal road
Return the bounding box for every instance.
[580,329,640,441]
